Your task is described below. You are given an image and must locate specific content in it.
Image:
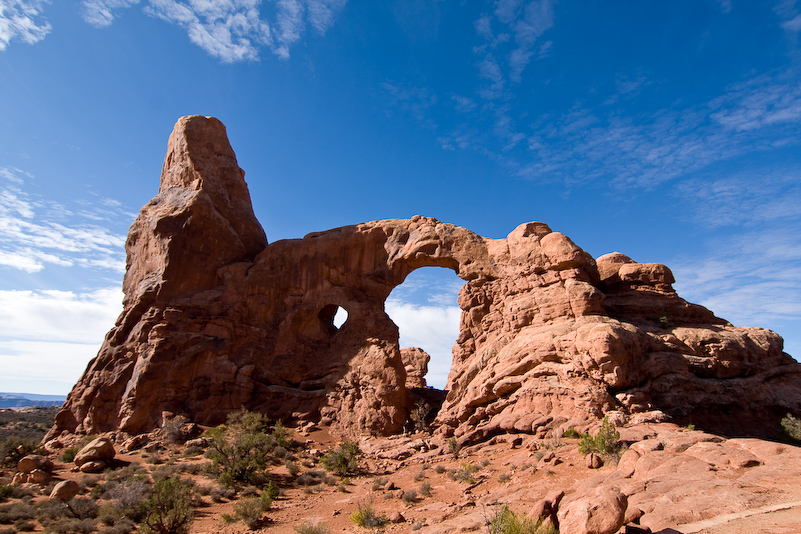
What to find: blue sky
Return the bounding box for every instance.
[1,0,800,394]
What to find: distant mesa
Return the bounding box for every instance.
[46,116,801,444]
[0,393,65,409]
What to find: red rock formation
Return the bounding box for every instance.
[46,116,801,442]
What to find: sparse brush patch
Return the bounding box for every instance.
[480,458,490,467]
[209,485,235,503]
[349,502,386,529]
[285,460,300,477]
[65,497,99,520]
[182,446,203,457]
[12,519,34,532]
[161,416,188,445]
[419,481,431,497]
[97,517,136,534]
[434,465,446,474]
[41,517,97,534]
[452,462,479,484]
[413,468,426,482]
[233,497,265,530]
[321,441,360,476]
[296,470,326,487]
[0,438,40,469]
[0,485,31,503]
[0,502,35,524]
[371,477,388,491]
[781,414,801,441]
[294,519,328,534]
[104,478,151,522]
[487,505,556,534]
[562,428,580,439]
[401,490,417,504]
[498,472,512,483]
[578,417,624,459]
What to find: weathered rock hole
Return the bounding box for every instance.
[319,304,349,332]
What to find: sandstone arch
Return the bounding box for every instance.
[48,116,801,443]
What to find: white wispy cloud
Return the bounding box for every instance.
[0,175,127,274]
[386,298,461,389]
[78,0,347,62]
[81,0,140,27]
[0,0,51,51]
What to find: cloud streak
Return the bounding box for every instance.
[0,172,127,274]
[78,0,348,62]
[0,0,51,50]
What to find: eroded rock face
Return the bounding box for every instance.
[47,116,801,442]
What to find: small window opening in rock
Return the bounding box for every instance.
[385,266,463,390]
[333,306,349,329]
[319,304,349,332]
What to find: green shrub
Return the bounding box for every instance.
[487,505,556,534]
[451,462,479,484]
[321,441,360,476]
[349,502,386,529]
[294,520,328,534]
[60,447,79,463]
[781,413,801,441]
[232,497,263,529]
[578,417,623,457]
[562,428,580,439]
[448,437,461,458]
[140,477,194,534]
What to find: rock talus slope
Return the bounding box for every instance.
[47,116,801,442]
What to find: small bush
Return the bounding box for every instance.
[401,490,417,504]
[419,481,431,497]
[578,417,623,458]
[487,505,556,534]
[161,416,188,445]
[409,400,431,432]
[61,447,79,463]
[66,497,99,520]
[433,465,446,474]
[498,473,512,483]
[781,413,801,441]
[452,462,479,484]
[182,446,203,457]
[98,518,136,534]
[321,441,360,476]
[447,437,461,458]
[294,520,328,534]
[562,428,580,439]
[413,468,426,482]
[233,497,263,529]
[285,460,300,477]
[370,477,387,491]
[140,477,194,534]
[41,517,96,534]
[349,502,386,529]
[13,519,34,532]
[104,478,151,522]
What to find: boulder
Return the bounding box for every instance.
[50,480,80,501]
[557,486,628,534]
[74,437,115,468]
[18,454,53,473]
[28,469,52,484]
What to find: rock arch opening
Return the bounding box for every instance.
[385,266,464,429]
